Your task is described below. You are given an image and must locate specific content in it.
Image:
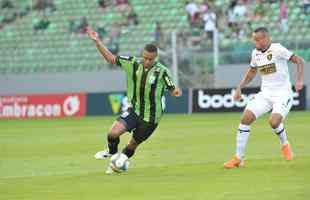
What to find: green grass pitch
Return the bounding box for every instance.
[1,112,309,200]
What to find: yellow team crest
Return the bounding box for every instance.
[267,54,272,61]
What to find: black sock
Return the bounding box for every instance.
[107,135,119,154]
[122,146,135,158]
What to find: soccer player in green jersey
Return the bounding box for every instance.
[86,27,182,172]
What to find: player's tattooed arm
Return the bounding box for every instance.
[86,27,117,65]
[290,55,304,92]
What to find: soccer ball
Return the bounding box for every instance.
[109,153,129,173]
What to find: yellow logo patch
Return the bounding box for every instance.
[267,54,272,61]
[108,94,123,114]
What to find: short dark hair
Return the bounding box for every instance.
[254,27,269,34]
[144,43,158,54]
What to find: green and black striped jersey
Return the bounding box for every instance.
[116,55,176,124]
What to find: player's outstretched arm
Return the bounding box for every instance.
[86,26,117,65]
[162,69,181,97]
[234,67,257,101]
[290,55,304,92]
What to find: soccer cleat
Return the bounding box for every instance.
[224,155,244,169]
[94,149,112,160]
[105,165,114,174]
[281,143,293,161]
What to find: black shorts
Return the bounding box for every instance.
[117,109,158,144]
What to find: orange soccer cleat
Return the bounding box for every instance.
[281,143,293,161]
[224,155,244,169]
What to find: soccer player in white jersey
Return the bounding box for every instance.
[224,27,305,169]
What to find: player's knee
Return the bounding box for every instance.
[240,110,256,125]
[109,126,123,137]
[107,130,118,138]
[109,121,126,137]
[268,118,280,129]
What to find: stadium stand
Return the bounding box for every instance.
[0,0,309,74]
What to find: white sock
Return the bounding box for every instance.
[236,124,250,160]
[273,123,288,145]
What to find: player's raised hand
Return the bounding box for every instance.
[295,79,303,92]
[171,88,182,97]
[86,26,99,42]
[233,87,242,101]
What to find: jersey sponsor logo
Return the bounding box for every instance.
[258,63,276,75]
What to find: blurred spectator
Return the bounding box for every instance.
[185,1,200,26]
[233,0,247,20]
[116,0,128,5]
[34,0,56,14]
[233,0,248,39]
[302,0,310,14]
[98,0,108,10]
[116,2,138,27]
[127,5,139,26]
[106,23,121,58]
[1,0,14,9]
[33,16,50,32]
[153,21,165,49]
[200,0,209,13]
[226,0,238,30]
[253,0,266,20]
[226,0,248,39]
[0,1,31,30]
[203,8,216,41]
[116,0,130,12]
[1,8,17,24]
[69,16,89,34]
[77,16,89,34]
[279,0,288,32]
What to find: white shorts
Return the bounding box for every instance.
[245,90,293,119]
